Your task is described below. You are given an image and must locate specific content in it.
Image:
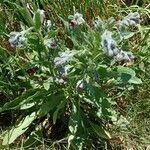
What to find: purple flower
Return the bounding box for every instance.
[69,12,85,27]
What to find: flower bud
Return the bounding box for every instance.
[69,12,85,28]
[76,79,86,91]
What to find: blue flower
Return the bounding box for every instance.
[9,32,27,48]
[101,30,119,57]
[44,38,57,49]
[119,12,140,28]
[101,31,135,62]
[54,50,76,66]
[114,50,135,62]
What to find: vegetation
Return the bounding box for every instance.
[0,0,149,149]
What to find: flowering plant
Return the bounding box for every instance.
[0,1,144,149]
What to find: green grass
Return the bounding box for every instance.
[0,0,150,149]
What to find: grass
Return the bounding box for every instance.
[0,0,150,149]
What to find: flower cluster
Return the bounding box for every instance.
[54,50,76,84]
[54,50,76,66]
[101,30,119,57]
[101,30,135,61]
[9,31,27,48]
[44,38,57,49]
[69,12,85,27]
[114,50,135,61]
[119,12,140,28]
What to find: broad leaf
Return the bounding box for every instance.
[121,31,135,39]
[117,66,142,84]
[3,112,36,145]
[117,66,136,76]
[20,102,35,110]
[69,102,79,135]
[0,89,37,112]
[129,76,142,84]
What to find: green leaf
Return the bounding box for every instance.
[68,99,88,149]
[20,102,35,110]
[69,102,79,135]
[58,16,69,31]
[53,98,66,124]
[97,65,109,79]
[0,89,37,112]
[117,66,136,76]
[101,98,115,117]
[43,82,50,91]
[15,3,34,27]
[86,83,106,108]
[120,73,132,83]
[90,122,111,139]
[121,31,135,39]
[129,76,142,84]
[38,92,64,117]
[68,134,75,149]
[33,10,42,30]
[117,66,142,84]
[2,112,36,145]
[139,62,145,72]
[71,136,84,150]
